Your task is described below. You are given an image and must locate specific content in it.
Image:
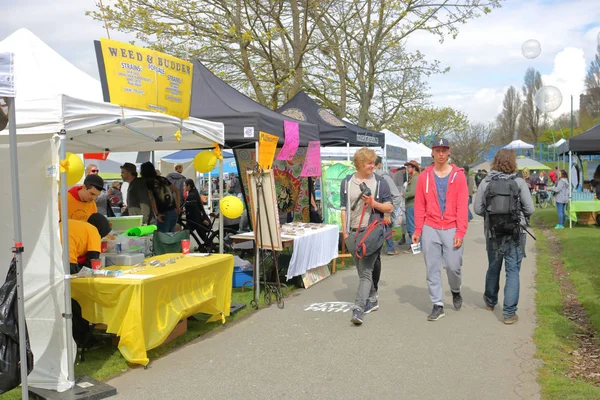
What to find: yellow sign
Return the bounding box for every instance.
[95,38,193,119]
[258,131,278,169]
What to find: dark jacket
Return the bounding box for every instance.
[339,173,392,233]
[185,188,209,227]
[123,177,153,224]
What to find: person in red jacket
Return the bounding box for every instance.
[412,138,469,321]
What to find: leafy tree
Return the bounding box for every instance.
[494,85,521,145]
[89,0,502,127]
[391,106,469,143]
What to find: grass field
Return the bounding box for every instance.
[533,209,600,399]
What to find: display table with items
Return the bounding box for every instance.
[569,200,600,224]
[230,223,339,285]
[71,253,234,366]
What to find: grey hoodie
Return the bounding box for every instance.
[474,170,535,236]
[548,177,569,203]
[166,171,186,202]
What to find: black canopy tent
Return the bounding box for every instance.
[557,123,600,155]
[189,61,319,148]
[277,91,385,147]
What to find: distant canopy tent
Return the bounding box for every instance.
[277,91,384,147]
[503,139,534,150]
[382,129,430,165]
[189,61,319,148]
[472,157,550,172]
[548,138,566,149]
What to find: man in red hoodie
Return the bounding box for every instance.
[412,138,469,321]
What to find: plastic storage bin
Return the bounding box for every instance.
[232,267,253,288]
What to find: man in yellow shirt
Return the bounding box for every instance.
[61,213,111,274]
[61,213,111,347]
[60,174,105,221]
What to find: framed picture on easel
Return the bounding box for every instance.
[247,169,283,251]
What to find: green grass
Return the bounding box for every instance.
[2,287,280,399]
[532,209,600,399]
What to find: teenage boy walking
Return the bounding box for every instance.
[412,138,469,321]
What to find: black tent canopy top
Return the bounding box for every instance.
[277,91,385,148]
[189,61,319,148]
[559,123,600,155]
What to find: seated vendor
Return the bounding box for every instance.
[59,174,105,221]
[61,213,112,274]
[61,213,111,347]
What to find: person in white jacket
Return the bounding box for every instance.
[547,170,569,229]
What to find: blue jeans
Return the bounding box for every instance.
[468,196,473,222]
[556,202,565,226]
[484,237,524,317]
[384,224,395,252]
[157,209,178,233]
[406,207,415,238]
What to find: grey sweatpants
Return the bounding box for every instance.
[346,238,380,312]
[422,224,463,305]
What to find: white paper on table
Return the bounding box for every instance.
[115,274,157,279]
[185,253,211,257]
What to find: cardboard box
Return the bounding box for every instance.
[577,212,598,225]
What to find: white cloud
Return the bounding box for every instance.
[406,0,600,124]
[541,47,587,117]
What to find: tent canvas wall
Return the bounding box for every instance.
[0,28,225,392]
[559,123,600,155]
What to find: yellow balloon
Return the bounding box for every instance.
[62,152,84,186]
[220,196,244,219]
[194,151,217,173]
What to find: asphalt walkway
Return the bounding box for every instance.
[108,218,541,400]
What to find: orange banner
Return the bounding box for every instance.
[258,131,278,170]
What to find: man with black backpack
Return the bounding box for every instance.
[474,149,534,325]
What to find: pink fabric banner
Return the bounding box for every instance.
[300,141,321,177]
[276,120,300,161]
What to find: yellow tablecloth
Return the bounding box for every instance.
[71,253,233,366]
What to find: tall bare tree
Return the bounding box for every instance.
[494,85,521,145]
[449,122,494,167]
[517,67,544,143]
[583,44,600,120]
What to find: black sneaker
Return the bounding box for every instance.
[398,236,407,245]
[452,291,463,310]
[364,300,379,314]
[351,309,364,325]
[427,305,445,321]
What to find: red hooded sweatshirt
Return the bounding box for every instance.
[413,164,469,239]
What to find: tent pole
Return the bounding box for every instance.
[219,154,224,254]
[8,98,30,400]
[569,151,572,229]
[208,172,212,213]
[346,143,350,162]
[59,130,76,386]
[254,141,260,303]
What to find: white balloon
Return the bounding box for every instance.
[522,39,541,59]
[597,31,600,46]
[535,86,563,113]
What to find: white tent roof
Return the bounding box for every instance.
[548,138,566,148]
[0,29,224,150]
[503,139,534,150]
[381,129,431,163]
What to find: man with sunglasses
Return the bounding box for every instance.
[86,164,99,175]
[60,174,105,222]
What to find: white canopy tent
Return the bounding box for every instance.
[0,28,224,393]
[548,138,566,148]
[381,129,431,164]
[503,139,534,150]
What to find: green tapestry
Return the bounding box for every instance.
[322,162,355,229]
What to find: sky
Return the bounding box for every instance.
[1,0,600,129]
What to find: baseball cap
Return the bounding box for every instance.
[120,162,137,175]
[431,138,450,148]
[83,174,105,191]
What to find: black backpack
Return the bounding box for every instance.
[485,175,522,241]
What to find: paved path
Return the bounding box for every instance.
[108,219,541,400]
